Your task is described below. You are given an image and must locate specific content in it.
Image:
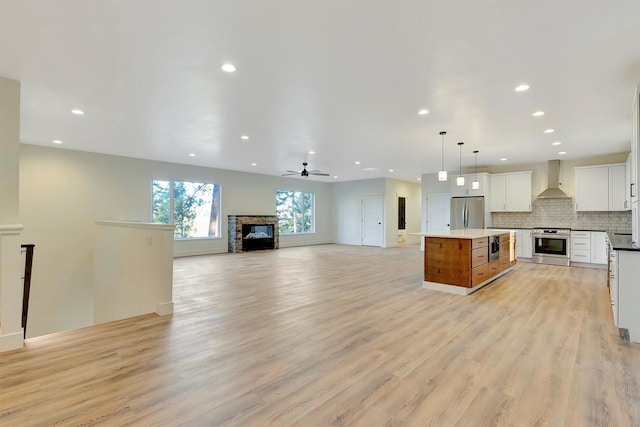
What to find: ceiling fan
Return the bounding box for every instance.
[282,162,330,178]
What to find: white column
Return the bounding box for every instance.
[0,77,24,352]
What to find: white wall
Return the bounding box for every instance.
[19,144,333,337]
[0,77,20,225]
[421,173,450,234]
[331,179,385,246]
[331,178,421,247]
[0,77,24,352]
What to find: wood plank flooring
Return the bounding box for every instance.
[1,244,639,426]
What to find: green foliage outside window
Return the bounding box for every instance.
[152,180,220,239]
[276,190,314,234]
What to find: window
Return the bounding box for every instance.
[276,190,314,234]
[152,180,221,239]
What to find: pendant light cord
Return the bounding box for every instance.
[439,131,446,171]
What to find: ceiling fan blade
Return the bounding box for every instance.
[285,170,300,173]
[281,173,297,176]
[309,172,330,176]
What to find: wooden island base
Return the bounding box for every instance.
[419,229,516,295]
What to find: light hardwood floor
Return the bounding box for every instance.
[1,244,639,426]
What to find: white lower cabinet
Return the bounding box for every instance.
[522,230,532,258]
[590,232,608,265]
[570,231,607,266]
[570,231,591,263]
[515,229,532,259]
[618,250,640,343]
[610,250,618,327]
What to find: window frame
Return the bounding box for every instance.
[276,189,316,235]
[152,179,222,240]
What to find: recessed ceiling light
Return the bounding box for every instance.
[515,84,530,92]
[552,141,562,146]
[558,151,566,155]
[308,150,315,154]
[544,129,555,133]
[240,135,249,140]
[417,177,421,181]
[251,162,257,166]
[418,109,429,115]
[71,109,84,115]
[532,111,544,117]
[189,153,195,157]
[354,161,361,165]
[333,176,338,179]
[52,139,62,144]
[388,169,394,172]
[500,157,507,161]
[221,63,236,72]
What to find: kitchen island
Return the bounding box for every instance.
[419,229,515,295]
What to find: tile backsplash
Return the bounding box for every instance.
[492,198,632,234]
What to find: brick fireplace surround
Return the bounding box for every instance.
[228,215,279,253]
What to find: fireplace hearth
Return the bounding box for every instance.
[228,215,279,253]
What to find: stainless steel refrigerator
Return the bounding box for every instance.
[450,196,485,230]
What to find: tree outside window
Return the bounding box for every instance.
[152,180,221,239]
[276,190,314,234]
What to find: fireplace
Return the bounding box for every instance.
[241,224,275,251]
[228,215,279,253]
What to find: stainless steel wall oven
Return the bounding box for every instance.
[532,227,571,266]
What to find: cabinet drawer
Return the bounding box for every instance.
[571,249,591,262]
[472,237,488,249]
[571,231,591,239]
[472,264,489,286]
[488,259,500,277]
[499,256,510,271]
[472,247,488,267]
[499,233,509,244]
[571,238,591,250]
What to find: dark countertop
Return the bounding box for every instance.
[571,229,607,232]
[612,242,640,252]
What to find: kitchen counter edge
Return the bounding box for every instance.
[415,229,513,239]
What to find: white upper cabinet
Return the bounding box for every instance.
[450,173,490,198]
[489,172,532,212]
[609,165,626,212]
[575,164,626,212]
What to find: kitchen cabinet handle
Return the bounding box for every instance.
[632,183,636,198]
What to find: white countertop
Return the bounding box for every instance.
[414,229,512,239]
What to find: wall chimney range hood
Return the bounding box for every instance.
[536,160,570,199]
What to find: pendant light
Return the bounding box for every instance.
[456,142,465,186]
[438,131,448,181]
[471,150,480,190]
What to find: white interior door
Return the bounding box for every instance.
[362,195,383,247]
[427,192,450,232]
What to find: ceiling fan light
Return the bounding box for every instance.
[457,176,465,186]
[438,170,448,181]
[471,180,480,190]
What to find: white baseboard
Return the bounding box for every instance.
[156,301,174,316]
[0,331,24,353]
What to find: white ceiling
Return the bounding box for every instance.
[1,1,639,182]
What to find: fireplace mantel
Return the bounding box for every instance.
[228,215,279,253]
